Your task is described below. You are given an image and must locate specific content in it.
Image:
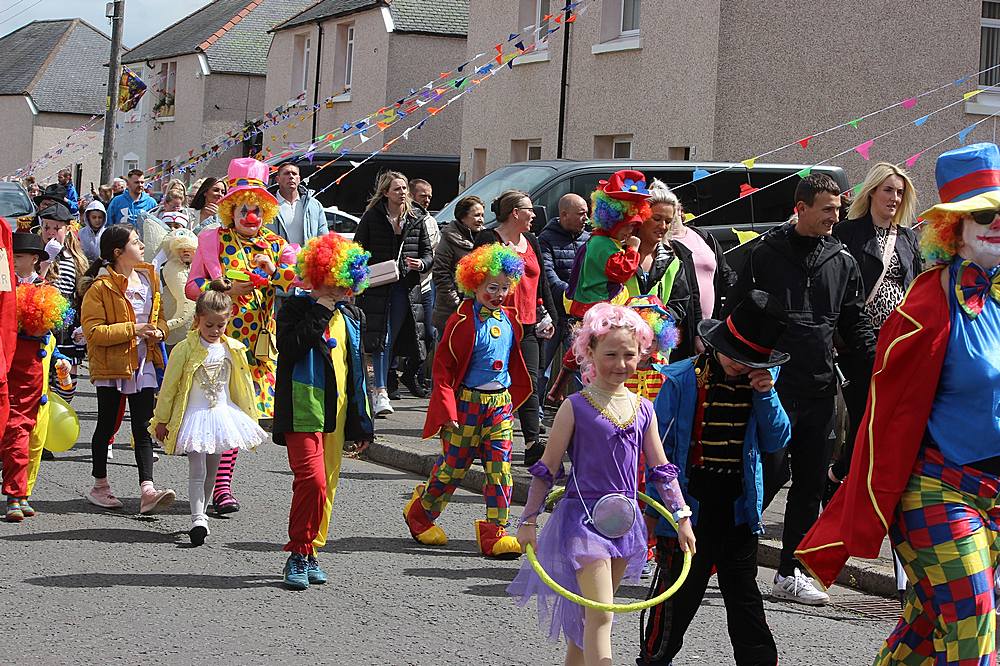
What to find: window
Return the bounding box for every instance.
[621,0,640,35]
[518,0,551,48]
[982,2,1000,86]
[472,148,487,182]
[334,23,356,93]
[527,140,543,161]
[123,159,138,174]
[292,34,311,95]
[667,146,691,160]
[154,61,176,118]
[593,134,633,159]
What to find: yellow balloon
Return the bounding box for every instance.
[43,393,80,452]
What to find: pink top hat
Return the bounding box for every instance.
[218,157,278,209]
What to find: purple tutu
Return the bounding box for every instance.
[506,495,648,648]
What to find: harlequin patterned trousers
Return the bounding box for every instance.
[875,445,1000,666]
[420,387,514,526]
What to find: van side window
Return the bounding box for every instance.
[745,171,798,225]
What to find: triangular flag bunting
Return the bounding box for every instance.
[798,136,813,149]
[796,167,812,178]
[959,123,977,144]
[854,139,875,160]
[847,118,861,128]
[904,151,924,168]
[692,168,709,181]
[914,114,930,126]
[964,89,984,100]
[566,13,577,22]
[428,107,441,115]
[358,132,369,143]
[852,183,863,196]
[741,158,756,169]
[901,97,917,109]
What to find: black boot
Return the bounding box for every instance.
[400,372,428,398]
[522,441,546,467]
[387,370,401,401]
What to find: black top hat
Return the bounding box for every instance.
[12,232,48,261]
[697,290,791,369]
[34,183,69,208]
[38,202,72,222]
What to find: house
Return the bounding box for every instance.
[0,19,109,189]
[263,0,468,198]
[116,0,317,189]
[460,0,993,210]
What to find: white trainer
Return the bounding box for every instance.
[772,568,830,606]
[373,391,394,417]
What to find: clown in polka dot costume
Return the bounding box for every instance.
[185,158,298,512]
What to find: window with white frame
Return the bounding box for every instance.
[334,23,355,94]
[527,140,543,160]
[982,1,1000,87]
[154,61,177,118]
[594,133,633,159]
[292,34,311,95]
[621,0,640,35]
[613,136,632,159]
[123,159,138,174]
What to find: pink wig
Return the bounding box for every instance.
[571,302,654,384]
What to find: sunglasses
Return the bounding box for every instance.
[971,208,1000,225]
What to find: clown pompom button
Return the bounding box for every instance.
[492,360,503,371]
[489,325,501,338]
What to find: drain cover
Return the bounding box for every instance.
[833,596,902,621]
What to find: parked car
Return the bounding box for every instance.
[0,181,36,231]
[324,205,360,240]
[436,159,849,252]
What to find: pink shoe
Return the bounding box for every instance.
[139,488,176,515]
[87,485,124,509]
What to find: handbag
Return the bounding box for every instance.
[367,232,406,287]
[865,224,898,305]
[571,466,637,539]
[253,329,277,362]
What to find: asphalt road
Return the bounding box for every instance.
[0,377,898,665]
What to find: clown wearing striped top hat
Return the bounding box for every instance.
[185,157,299,514]
[798,143,1000,665]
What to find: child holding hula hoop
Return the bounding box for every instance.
[508,302,696,665]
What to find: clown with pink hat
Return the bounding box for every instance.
[184,157,298,514]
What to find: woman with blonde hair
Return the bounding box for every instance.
[829,162,923,489]
[355,170,432,416]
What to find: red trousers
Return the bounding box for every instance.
[284,432,328,555]
[1,340,43,498]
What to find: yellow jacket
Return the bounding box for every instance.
[150,329,259,455]
[80,263,168,380]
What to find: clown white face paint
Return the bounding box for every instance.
[960,212,1000,269]
[235,204,263,237]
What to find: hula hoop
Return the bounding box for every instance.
[525,487,691,613]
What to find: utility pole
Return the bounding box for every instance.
[100,0,125,185]
[555,3,572,159]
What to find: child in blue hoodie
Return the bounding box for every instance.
[639,290,791,666]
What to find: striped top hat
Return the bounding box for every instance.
[921,143,1000,221]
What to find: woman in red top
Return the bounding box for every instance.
[474,190,556,466]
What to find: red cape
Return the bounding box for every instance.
[423,299,532,439]
[796,267,951,588]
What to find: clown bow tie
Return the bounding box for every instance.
[957,260,1000,318]
[479,307,503,322]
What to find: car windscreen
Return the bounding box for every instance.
[437,165,557,226]
[0,186,33,219]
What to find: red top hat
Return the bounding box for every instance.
[599,170,652,202]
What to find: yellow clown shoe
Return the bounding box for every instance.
[475,519,522,559]
[403,484,448,546]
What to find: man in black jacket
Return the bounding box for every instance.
[727,173,876,606]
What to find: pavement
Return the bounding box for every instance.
[0,375,902,665]
[367,393,901,599]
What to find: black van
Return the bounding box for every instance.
[436,159,849,251]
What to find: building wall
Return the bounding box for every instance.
[713,0,982,209]
[199,72,266,178]
[143,53,208,188]
[263,22,320,149]
[459,0,721,183]
[0,95,37,179]
[30,112,105,190]
[384,32,465,156]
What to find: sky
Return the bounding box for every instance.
[0,0,213,47]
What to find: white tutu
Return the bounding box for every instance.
[174,403,267,454]
[173,338,268,455]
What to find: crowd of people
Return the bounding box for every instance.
[0,141,998,665]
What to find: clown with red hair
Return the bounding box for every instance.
[186,158,298,514]
[404,243,534,558]
[274,232,374,590]
[798,143,1000,664]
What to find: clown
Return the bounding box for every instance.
[798,143,1000,665]
[274,232,374,589]
[404,244,532,558]
[564,169,651,317]
[1,280,72,521]
[186,158,298,513]
[623,295,679,403]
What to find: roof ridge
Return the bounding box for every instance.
[23,20,75,97]
[198,0,264,51]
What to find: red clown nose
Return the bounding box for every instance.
[246,212,260,225]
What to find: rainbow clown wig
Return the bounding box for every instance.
[626,295,680,362]
[590,169,653,235]
[455,243,524,297]
[295,232,371,295]
[919,211,965,264]
[17,282,72,337]
[571,302,654,384]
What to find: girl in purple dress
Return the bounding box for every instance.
[509,302,696,665]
